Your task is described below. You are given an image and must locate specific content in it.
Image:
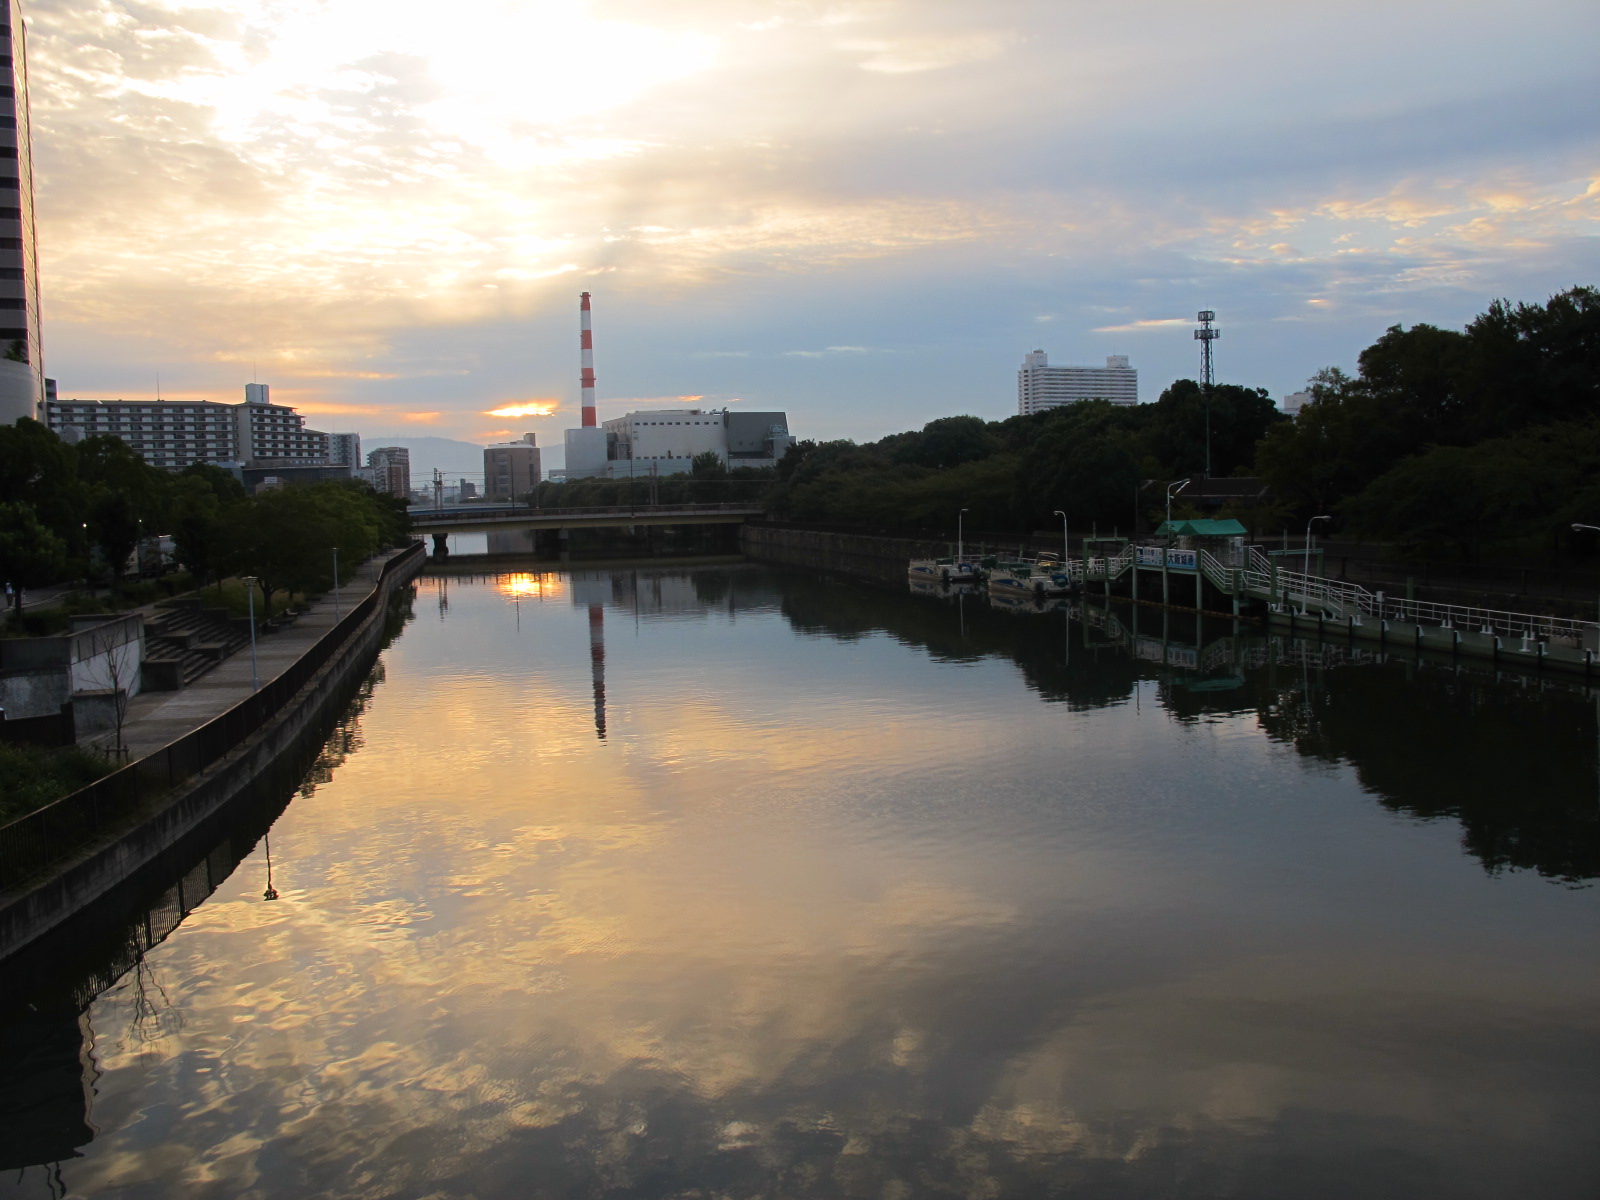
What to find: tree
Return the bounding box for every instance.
[87,489,141,594]
[1143,379,1283,478]
[0,502,67,618]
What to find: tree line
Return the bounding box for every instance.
[768,286,1600,561]
[0,421,411,617]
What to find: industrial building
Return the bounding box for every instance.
[0,0,44,425]
[45,385,333,476]
[601,408,791,475]
[1017,351,1138,415]
[484,433,541,501]
[554,291,795,479]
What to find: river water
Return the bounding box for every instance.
[3,562,1598,1198]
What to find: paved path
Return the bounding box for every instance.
[109,550,407,761]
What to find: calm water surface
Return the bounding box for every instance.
[3,563,1598,1198]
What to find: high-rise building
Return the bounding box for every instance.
[1281,391,1312,418]
[367,446,411,498]
[233,385,329,464]
[45,398,241,468]
[1017,351,1138,415]
[46,384,333,474]
[0,0,42,425]
[327,431,361,468]
[483,433,540,502]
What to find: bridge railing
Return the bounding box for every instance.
[412,502,763,524]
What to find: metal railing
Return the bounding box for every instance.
[1237,544,1598,645]
[0,543,426,893]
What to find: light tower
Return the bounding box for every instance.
[1194,309,1219,389]
[1194,309,1220,476]
[580,291,596,428]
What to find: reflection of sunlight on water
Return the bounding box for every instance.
[498,573,564,602]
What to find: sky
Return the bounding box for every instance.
[25,0,1600,465]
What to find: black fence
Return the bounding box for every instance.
[0,543,424,893]
[0,708,75,748]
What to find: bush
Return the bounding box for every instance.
[0,742,117,824]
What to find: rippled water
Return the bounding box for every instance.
[3,563,1599,1198]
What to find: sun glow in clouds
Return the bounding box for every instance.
[487,402,559,418]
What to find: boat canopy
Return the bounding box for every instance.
[1154,518,1249,538]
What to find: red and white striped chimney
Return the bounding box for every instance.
[579,291,597,428]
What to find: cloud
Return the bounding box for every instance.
[782,345,876,358]
[1091,318,1193,335]
[485,401,560,418]
[17,0,1599,444]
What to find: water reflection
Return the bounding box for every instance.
[2,565,1596,1197]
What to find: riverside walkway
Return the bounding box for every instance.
[112,547,413,760]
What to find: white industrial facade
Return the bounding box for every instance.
[1017,351,1138,415]
[600,408,792,476]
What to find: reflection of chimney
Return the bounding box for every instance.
[588,602,606,740]
[579,291,596,428]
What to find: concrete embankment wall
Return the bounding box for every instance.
[740,522,949,584]
[0,549,423,963]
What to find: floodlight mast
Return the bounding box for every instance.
[1194,309,1221,476]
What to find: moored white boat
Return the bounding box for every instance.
[908,556,986,584]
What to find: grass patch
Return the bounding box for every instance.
[0,742,119,826]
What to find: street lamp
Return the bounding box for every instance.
[1305,514,1331,577]
[1053,509,1069,565]
[958,507,969,561]
[331,546,341,623]
[241,575,261,692]
[1573,524,1600,533]
[1165,478,1190,537]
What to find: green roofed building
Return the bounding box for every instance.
[1154,518,1249,539]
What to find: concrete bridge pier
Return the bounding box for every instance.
[431,533,449,558]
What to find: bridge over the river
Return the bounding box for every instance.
[411,502,763,537]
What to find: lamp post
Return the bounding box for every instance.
[958,507,969,562]
[331,547,341,623]
[1053,509,1069,576]
[1304,515,1331,577]
[1165,478,1190,537]
[241,575,261,692]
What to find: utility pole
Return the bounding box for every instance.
[433,467,444,512]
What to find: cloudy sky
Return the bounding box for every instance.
[25,0,1600,460]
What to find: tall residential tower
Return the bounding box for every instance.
[0,0,42,423]
[1017,351,1138,415]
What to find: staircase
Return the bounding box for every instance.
[143,601,252,689]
